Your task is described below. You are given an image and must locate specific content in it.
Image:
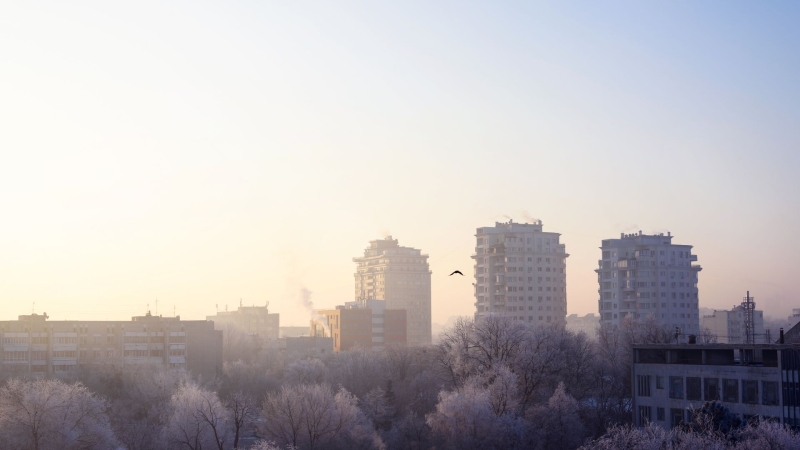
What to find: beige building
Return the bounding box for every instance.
[353,237,431,346]
[312,299,407,353]
[566,313,600,337]
[0,312,222,379]
[473,220,569,326]
[207,302,279,339]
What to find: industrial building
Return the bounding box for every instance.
[632,341,800,428]
[206,302,279,339]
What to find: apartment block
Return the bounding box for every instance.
[312,299,406,353]
[207,302,279,339]
[354,237,431,346]
[566,313,600,337]
[702,301,765,344]
[632,343,800,428]
[0,312,222,379]
[597,231,701,335]
[473,219,568,326]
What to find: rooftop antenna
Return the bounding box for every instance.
[742,291,756,345]
[32,302,35,314]
[240,298,242,308]
[155,298,158,316]
[173,305,176,316]
[216,303,218,313]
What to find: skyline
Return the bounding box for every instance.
[1,1,799,326]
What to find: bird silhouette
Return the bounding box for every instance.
[449,270,464,276]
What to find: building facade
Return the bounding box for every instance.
[566,313,600,337]
[472,220,568,326]
[0,312,222,379]
[312,299,407,353]
[353,237,431,346]
[632,343,800,428]
[206,302,279,339]
[597,232,701,335]
[702,302,766,344]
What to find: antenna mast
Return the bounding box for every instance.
[741,291,756,344]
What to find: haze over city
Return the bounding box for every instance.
[1,1,799,328]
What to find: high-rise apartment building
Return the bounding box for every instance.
[473,220,568,326]
[353,237,431,346]
[597,231,701,334]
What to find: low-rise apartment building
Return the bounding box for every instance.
[312,299,406,352]
[0,312,222,379]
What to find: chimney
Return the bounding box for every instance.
[780,328,785,344]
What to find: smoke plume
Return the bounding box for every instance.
[298,287,331,336]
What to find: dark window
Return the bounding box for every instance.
[669,376,684,399]
[704,378,720,401]
[637,375,651,397]
[686,377,701,401]
[657,407,665,421]
[743,380,759,404]
[639,406,652,426]
[670,408,684,428]
[763,382,779,406]
[723,379,739,403]
[656,376,664,389]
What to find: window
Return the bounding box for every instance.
[723,379,739,403]
[657,407,665,422]
[656,376,664,389]
[686,377,701,401]
[669,377,684,399]
[637,375,651,397]
[670,408,684,428]
[638,406,652,426]
[742,380,759,404]
[763,382,779,405]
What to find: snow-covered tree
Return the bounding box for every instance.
[0,378,118,450]
[261,383,381,450]
[527,382,586,450]
[163,381,232,450]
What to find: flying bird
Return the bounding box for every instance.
[449,270,464,276]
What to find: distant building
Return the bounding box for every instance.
[597,231,701,335]
[312,299,406,353]
[279,326,310,338]
[354,237,431,346]
[701,295,765,344]
[207,302,279,339]
[265,336,333,354]
[789,309,800,329]
[0,312,222,379]
[473,220,569,326]
[566,313,600,337]
[632,343,796,428]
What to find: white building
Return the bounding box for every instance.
[566,313,600,337]
[353,237,431,346]
[472,220,568,326]
[596,231,701,335]
[701,296,765,344]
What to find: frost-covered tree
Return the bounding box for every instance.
[527,382,586,450]
[361,387,395,430]
[163,382,232,450]
[0,378,118,450]
[283,358,327,385]
[426,367,526,450]
[261,383,381,450]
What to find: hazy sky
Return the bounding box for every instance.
[1,2,799,326]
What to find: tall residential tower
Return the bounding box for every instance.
[473,220,568,326]
[596,231,701,334]
[353,237,431,346]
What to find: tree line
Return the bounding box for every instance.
[1,315,799,449]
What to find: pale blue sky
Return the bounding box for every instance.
[1,2,798,326]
